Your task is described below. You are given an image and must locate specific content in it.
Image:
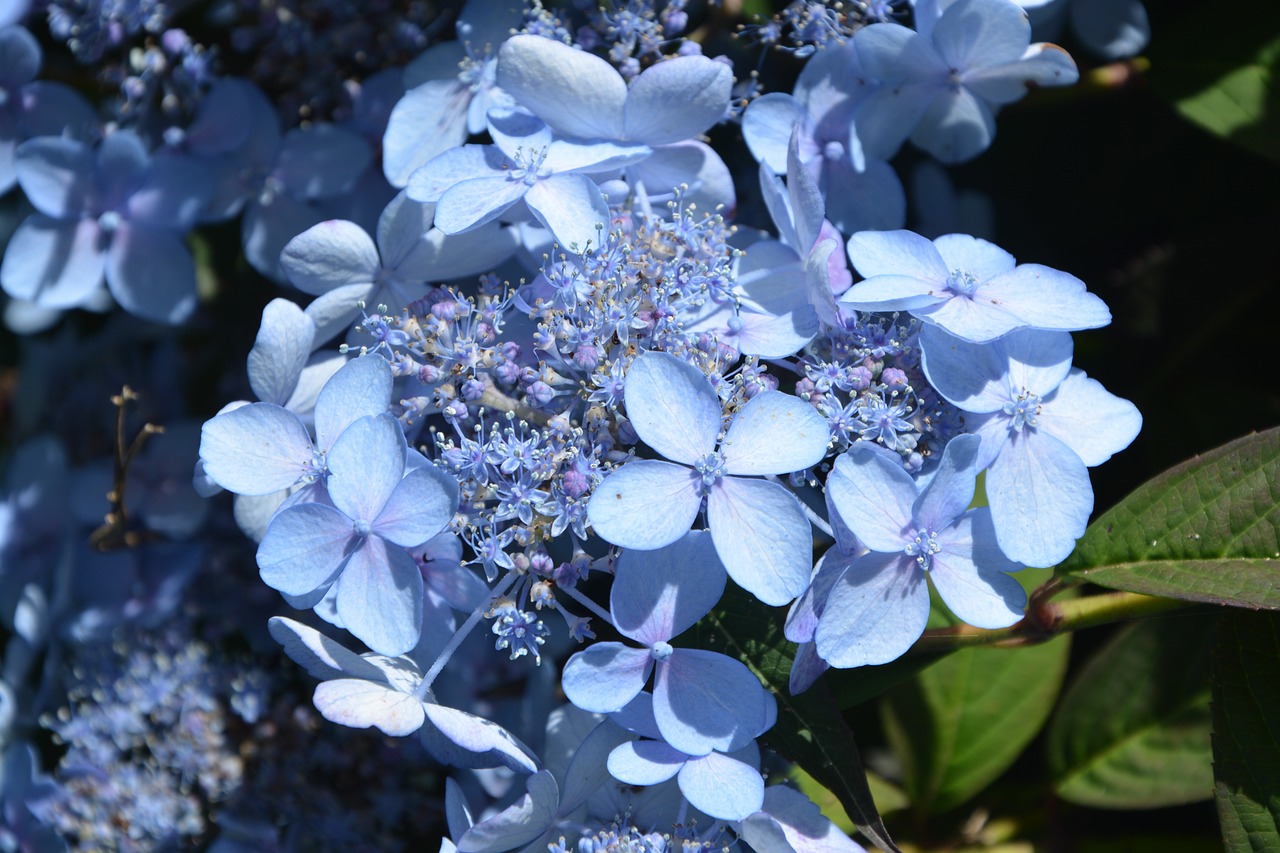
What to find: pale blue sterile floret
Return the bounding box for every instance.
[255,413,459,656]
[813,434,1027,669]
[842,228,1111,343]
[562,531,774,759]
[280,190,519,344]
[852,0,1079,163]
[1,129,212,324]
[920,324,1142,567]
[587,350,830,605]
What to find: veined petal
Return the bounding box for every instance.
[588,460,702,550]
[456,770,557,853]
[313,355,394,452]
[838,274,948,312]
[382,78,471,188]
[708,477,812,606]
[267,616,387,682]
[0,215,105,308]
[979,264,1111,333]
[909,85,996,164]
[257,502,353,596]
[248,299,315,406]
[496,35,626,140]
[313,678,426,736]
[562,642,653,713]
[913,433,981,532]
[327,414,406,524]
[815,551,929,667]
[743,93,808,174]
[721,391,829,476]
[678,752,765,821]
[334,535,424,656]
[825,445,915,552]
[376,461,458,547]
[919,324,1015,412]
[280,219,379,296]
[199,403,314,495]
[422,703,539,775]
[1000,327,1075,396]
[931,510,1026,628]
[524,174,610,252]
[105,222,198,325]
[611,531,726,646]
[406,144,507,203]
[986,429,1092,567]
[623,55,732,145]
[1039,369,1142,467]
[434,174,528,235]
[624,351,721,464]
[608,740,685,786]
[932,0,1030,71]
[846,229,948,281]
[655,648,769,756]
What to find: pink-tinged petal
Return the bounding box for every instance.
[0,215,105,308]
[611,531,726,646]
[932,0,1030,71]
[986,429,1092,567]
[280,219,379,296]
[846,228,947,281]
[814,551,929,667]
[655,648,769,755]
[247,298,315,406]
[931,511,1026,628]
[562,642,653,713]
[678,752,765,821]
[1039,369,1142,467]
[979,264,1111,332]
[708,477,812,606]
[267,616,386,682]
[334,535,424,656]
[256,502,352,596]
[721,391,829,476]
[588,460,702,550]
[825,445,915,552]
[313,355,394,451]
[199,402,314,495]
[496,35,626,140]
[624,351,721,464]
[327,414,405,523]
[313,678,426,736]
[608,740,685,786]
[375,462,458,547]
[104,222,197,324]
[623,55,732,145]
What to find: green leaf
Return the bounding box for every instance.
[1056,427,1280,610]
[878,633,1070,815]
[1213,609,1280,852]
[1047,613,1216,808]
[691,585,901,853]
[1150,1,1280,161]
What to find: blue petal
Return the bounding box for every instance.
[588,460,702,550]
[280,219,379,296]
[931,510,1027,627]
[495,35,626,141]
[1040,369,1142,467]
[825,445,915,553]
[434,174,527,235]
[610,530,726,646]
[524,174,610,252]
[608,740,685,785]
[623,351,721,465]
[375,461,458,547]
[909,84,996,164]
[105,222,197,324]
[743,93,807,174]
[559,721,635,812]
[912,433,981,531]
[708,477,812,606]
[199,403,314,495]
[313,678,426,736]
[720,390,829,476]
[327,414,406,524]
[622,55,732,146]
[267,616,387,682]
[421,703,539,774]
[406,144,506,202]
[814,551,930,667]
[334,534,424,656]
[14,136,92,219]
[562,642,653,713]
[313,354,394,452]
[247,298,315,406]
[456,770,557,853]
[655,648,770,755]
[846,228,947,282]
[382,79,471,188]
[677,751,765,821]
[932,0,1030,71]
[275,123,371,199]
[257,502,353,596]
[986,429,1092,567]
[0,215,104,308]
[979,263,1112,333]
